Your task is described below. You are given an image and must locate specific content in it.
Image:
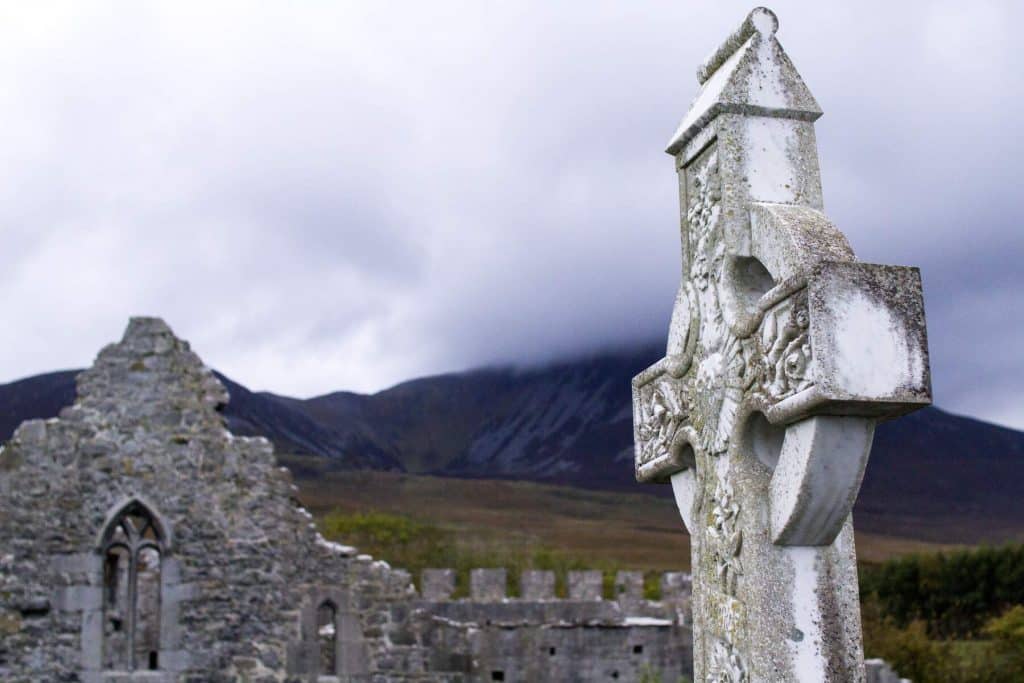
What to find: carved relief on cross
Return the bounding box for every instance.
[632,8,931,682]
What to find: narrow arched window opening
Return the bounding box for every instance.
[317,600,338,675]
[101,502,163,672]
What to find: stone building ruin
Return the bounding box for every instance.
[0,318,694,682]
[413,568,692,682]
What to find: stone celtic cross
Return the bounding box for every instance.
[632,8,931,682]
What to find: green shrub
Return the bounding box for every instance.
[983,605,1024,677]
[861,596,954,682]
[861,595,1024,682]
[319,510,455,577]
[318,510,655,599]
[861,544,1024,639]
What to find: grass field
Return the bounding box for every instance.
[293,463,1024,682]
[291,463,957,573]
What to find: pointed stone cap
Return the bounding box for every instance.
[73,316,229,427]
[665,7,821,155]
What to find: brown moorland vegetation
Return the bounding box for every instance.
[293,464,956,573]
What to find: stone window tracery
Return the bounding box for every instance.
[100,501,163,672]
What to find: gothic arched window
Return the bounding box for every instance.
[317,599,338,675]
[101,501,164,672]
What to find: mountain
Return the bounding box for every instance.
[299,347,656,488]
[211,373,402,471]
[0,370,78,441]
[857,406,1024,541]
[2,346,1023,543]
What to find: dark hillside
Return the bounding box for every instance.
[2,346,1022,544]
[0,370,78,440]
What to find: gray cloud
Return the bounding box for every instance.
[0,1,1021,429]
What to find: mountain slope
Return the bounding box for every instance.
[859,406,1024,540]
[299,369,519,473]
[0,370,78,440]
[212,373,401,471]
[294,347,658,487]
[2,346,1023,543]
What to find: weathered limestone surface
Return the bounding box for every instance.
[469,570,507,602]
[614,571,644,605]
[567,571,604,601]
[519,570,555,601]
[632,7,931,682]
[421,570,457,602]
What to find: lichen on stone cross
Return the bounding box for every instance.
[631,8,931,682]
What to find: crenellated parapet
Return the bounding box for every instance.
[416,568,691,612]
[412,569,694,681]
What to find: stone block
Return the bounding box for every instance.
[470,569,507,602]
[659,572,691,602]
[49,553,99,576]
[163,581,198,603]
[520,570,555,600]
[13,419,47,447]
[0,607,22,637]
[421,569,456,601]
[339,613,370,675]
[800,261,931,417]
[159,649,195,673]
[567,571,602,600]
[865,658,909,683]
[388,568,413,595]
[55,585,101,612]
[614,571,644,602]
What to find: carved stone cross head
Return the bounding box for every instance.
[631,8,931,681]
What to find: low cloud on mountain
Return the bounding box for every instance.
[0,2,1021,427]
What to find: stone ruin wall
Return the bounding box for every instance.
[0,317,909,682]
[412,568,693,682]
[0,319,445,682]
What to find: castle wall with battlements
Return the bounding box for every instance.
[411,569,693,681]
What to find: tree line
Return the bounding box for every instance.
[860,543,1024,682]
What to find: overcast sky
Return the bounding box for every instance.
[1,1,1022,429]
